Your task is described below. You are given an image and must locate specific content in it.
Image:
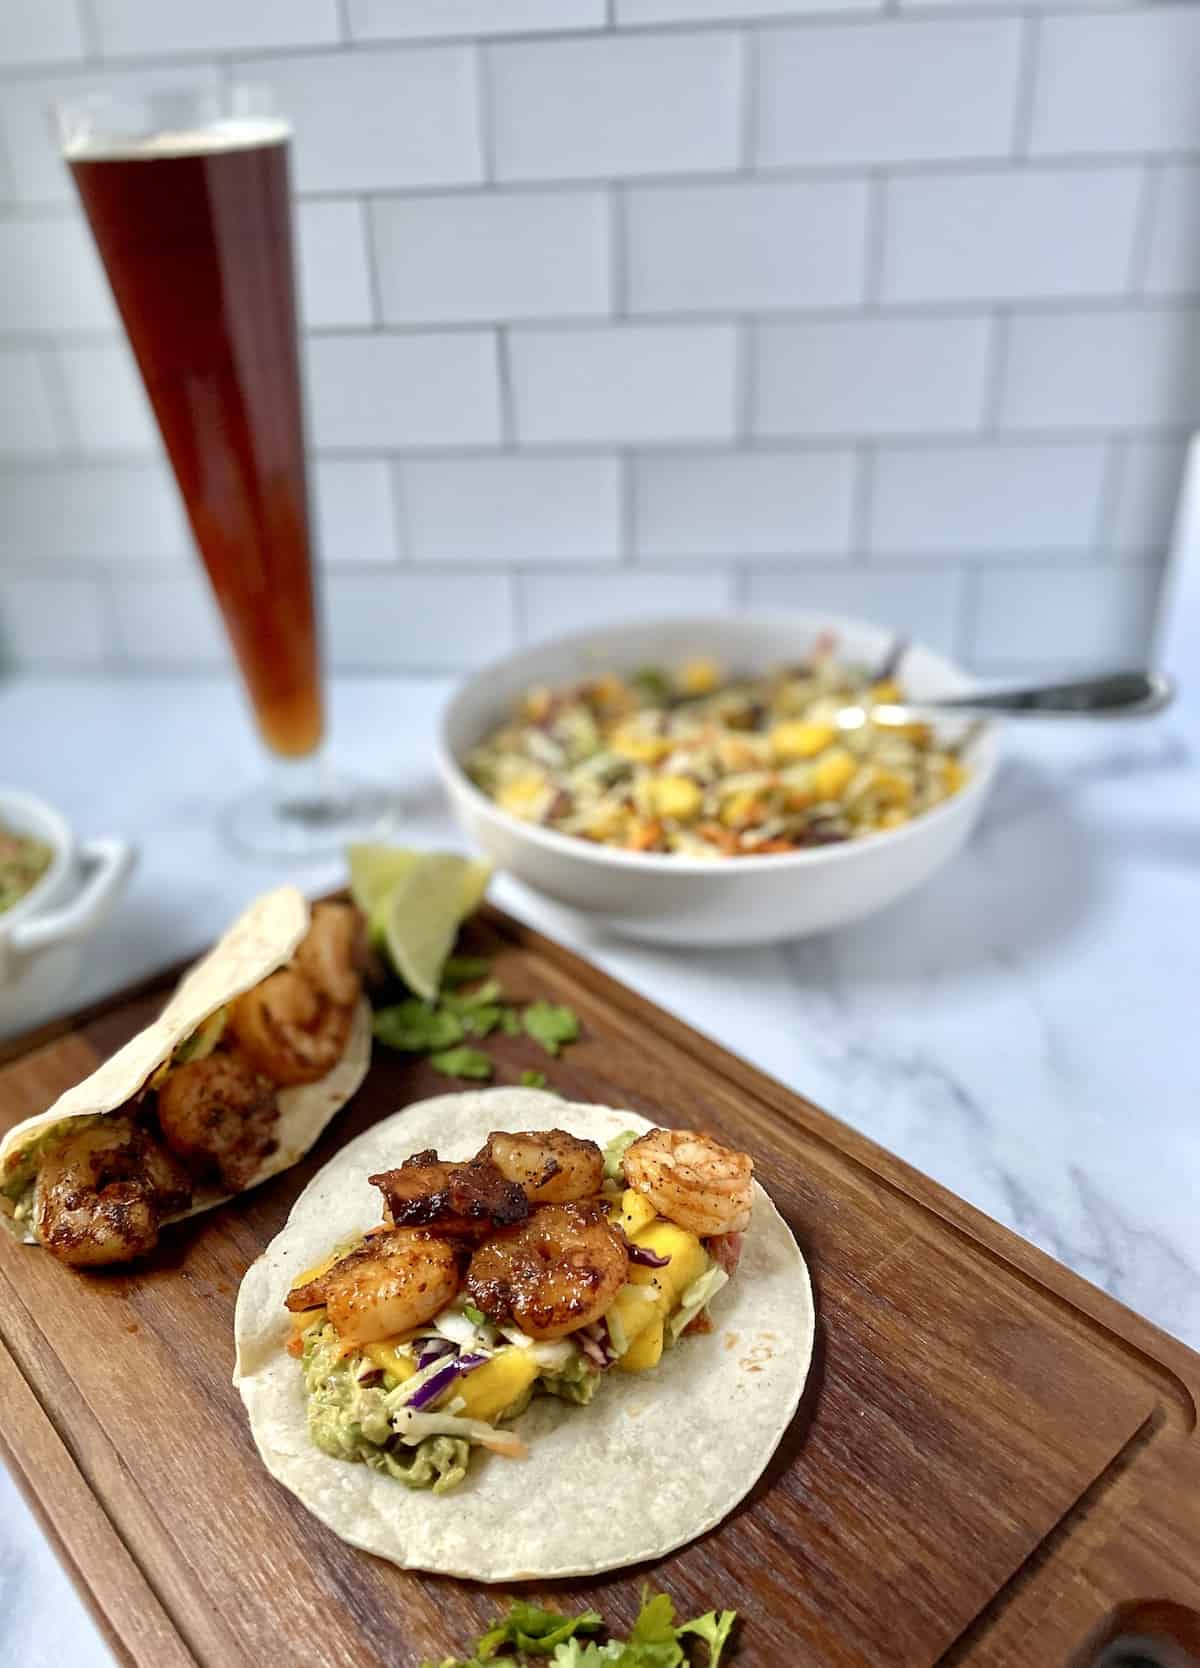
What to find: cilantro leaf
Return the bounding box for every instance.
[522,1000,580,1057]
[552,1644,622,1666]
[463,1303,487,1326]
[374,1002,465,1054]
[499,1009,522,1037]
[624,1593,683,1668]
[477,1604,603,1659]
[463,1005,503,1038]
[442,978,505,1015]
[442,955,493,986]
[677,1612,737,1667]
[519,1069,548,1090]
[429,1046,493,1081]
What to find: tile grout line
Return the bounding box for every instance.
[509,569,529,646]
[1126,161,1161,296]
[387,458,412,563]
[1094,437,1127,563]
[34,344,82,455]
[849,444,875,562]
[0,4,1170,75]
[74,0,101,61]
[495,326,517,449]
[17,290,1200,349]
[955,565,981,666]
[733,316,756,442]
[12,155,1200,218]
[979,312,1009,434]
[358,196,386,328]
[618,451,636,565]
[736,28,758,175]
[609,185,627,318]
[334,0,353,45]
[863,173,887,308]
[1010,13,1041,161]
[474,43,497,188]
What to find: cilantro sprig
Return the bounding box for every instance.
[372,958,581,1083]
[522,1001,580,1057]
[421,1592,737,1668]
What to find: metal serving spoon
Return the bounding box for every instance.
[836,669,1175,730]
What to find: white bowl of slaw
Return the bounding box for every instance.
[0,788,134,1039]
[437,613,997,946]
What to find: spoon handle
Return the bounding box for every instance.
[920,670,1175,719]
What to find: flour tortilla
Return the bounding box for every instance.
[234,1086,814,1581]
[0,886,372,1245]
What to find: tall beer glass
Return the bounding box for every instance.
[57,85,389,858]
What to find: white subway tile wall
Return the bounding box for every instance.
[0,353,60,456]
[0,1,1193,677]
[296,200,374,329]
[56,342,157,452]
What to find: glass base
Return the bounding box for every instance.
[223,754,399,861]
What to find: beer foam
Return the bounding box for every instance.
[64,116,290,161]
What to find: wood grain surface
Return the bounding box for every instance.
[0,905,1196,1668]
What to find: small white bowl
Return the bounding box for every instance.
[0,788,135,1039]
[437,613,996,947]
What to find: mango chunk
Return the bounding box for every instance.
[811,748,856,802]
[610,1188,657,1239]
[629,1221,708,1310]
[611,728,670,765]
[456,1347,540,1422]
[608,1280,668,1353]
[770,720,836,763]
[871,768,912,808]
[677,658,720,696]
[497,774,548,817]
[618,1315,664,1373]
[363,1340,418,1382]
[648,775,703,822]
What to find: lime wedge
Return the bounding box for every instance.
[351,847,492,1000]
[347,844,420,922]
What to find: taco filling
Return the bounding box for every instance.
[284,1126,750,1493]
[0,898,368,1267]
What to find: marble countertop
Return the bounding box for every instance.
[1,655,1197,1667]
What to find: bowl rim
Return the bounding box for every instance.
[436,611,998,878]
[0,786,74,930]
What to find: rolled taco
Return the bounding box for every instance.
[234,1087,813,1581]
[0,886,371,1267]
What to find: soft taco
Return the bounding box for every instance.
[0,886,371,1267]
[234,1087,813,1581]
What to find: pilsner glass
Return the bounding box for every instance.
[56,84,392,857]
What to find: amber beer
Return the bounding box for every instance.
[68,122,322,758]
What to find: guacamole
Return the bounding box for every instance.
[302,1324,469,1493]
[298,1318,605,1494]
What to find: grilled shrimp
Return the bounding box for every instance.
[34,1115,192,1267]
[370,1150,528,1237]
[156,1052,279,1193]
[226,968,355,1086]
[285,1226,462,1346]
[467,1201,627,1339]
[623,1128,753,1237]
[225,902,362,1086]
[478,1129,604,1205]
[294,901,362,1007]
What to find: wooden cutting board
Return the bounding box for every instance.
[0,905,1197,1668]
